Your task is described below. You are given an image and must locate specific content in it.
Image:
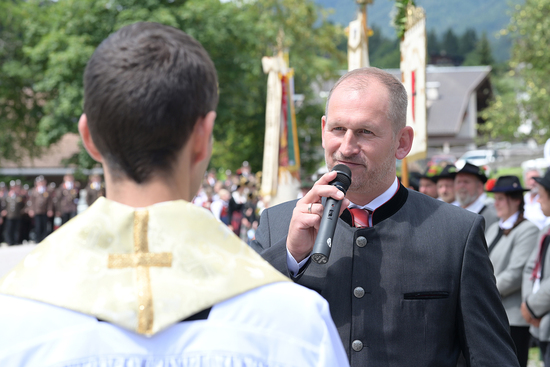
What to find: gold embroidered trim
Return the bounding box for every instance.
[405,4,425,31]
[107,210,173,335]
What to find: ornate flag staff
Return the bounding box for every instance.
[261,29,301,207]
[395,0,427,188]
[348,0,373,71]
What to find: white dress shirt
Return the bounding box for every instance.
[464,193,489,214]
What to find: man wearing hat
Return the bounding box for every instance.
[85,174,105,207]
[485,176,538,367]
[436,164,459,205]
[455,162,498,232]
[418,165,440,199]
[522,169,550,366]
[53,173,80,226]
[523,167,550,230]
[27,176,54,243]
[1,180,26,245]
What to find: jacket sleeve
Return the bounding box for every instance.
[526,233,550,318]
[252,202,310,279]
[522,243,539,302]
[459,215,519,367]
[495,223,539,297]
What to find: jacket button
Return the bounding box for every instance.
[352,340,363,351]
[356,236,367,247]
[354,287,365,298]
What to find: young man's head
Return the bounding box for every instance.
[80,22,218,197]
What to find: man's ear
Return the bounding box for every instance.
[321,115,327,150]
[78,114,103,163]
[191,111,216,164]
[395,126,414,160]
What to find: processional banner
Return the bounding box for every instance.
[348,12,370,71]
[261,56,300,205]
[400,5,427,161]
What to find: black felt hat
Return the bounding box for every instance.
[421,165,441,183]
[456,162,488,183]
[487,175,528,193]
[534,170,550,192]
[436,164,457,181]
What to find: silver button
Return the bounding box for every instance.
[352,340,363,351]
[354,287,365,298]
[356,236,367,247]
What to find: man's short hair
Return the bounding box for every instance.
[83,22,218,183]
[325,67,407,134]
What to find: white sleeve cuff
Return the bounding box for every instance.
[287,249,311,277]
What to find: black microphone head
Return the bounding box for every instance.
[330,164,352,193]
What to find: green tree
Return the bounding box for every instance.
[459,28,477,56]
[0,0,345,175]
[427,28,440,56]
[463,31,494,66]
[441,29,460,59]
[369,25,400,69]
[480,0,550,143]
[0,1,45,163]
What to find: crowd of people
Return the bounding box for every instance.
[191,164,263,246]
[406,159,550,367]
[0,173,105,246]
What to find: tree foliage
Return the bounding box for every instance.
[0,0,345,175]
[480,0,550,143]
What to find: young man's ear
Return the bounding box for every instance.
[191,111,216,164]
[78,114,103,163]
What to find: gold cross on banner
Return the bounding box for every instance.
[108,210,172,335]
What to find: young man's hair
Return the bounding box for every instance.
[84,22,218,183]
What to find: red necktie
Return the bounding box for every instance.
[349,208,371,228]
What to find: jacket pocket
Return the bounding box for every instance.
[404,291,449,300]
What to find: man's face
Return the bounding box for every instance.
[322,80,398,204]
[455,173,483,207]
[537,184,550,216]
[437,178,455,203]
[525,170,540,191]
[419,178,438,198]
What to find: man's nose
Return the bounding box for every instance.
[339,131,360,156]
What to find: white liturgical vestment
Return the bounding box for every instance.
[0,198,348,367]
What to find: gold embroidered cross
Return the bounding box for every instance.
[108,210,172,335]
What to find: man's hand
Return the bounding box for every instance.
[287,170,350,262]
[521,302,541,327]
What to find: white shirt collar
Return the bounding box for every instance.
[499,211,519,230]
[349,177,399,212]
[464,193,487,214]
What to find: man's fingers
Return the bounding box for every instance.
[305,202,323,217]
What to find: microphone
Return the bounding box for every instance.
[311,164,352,264]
